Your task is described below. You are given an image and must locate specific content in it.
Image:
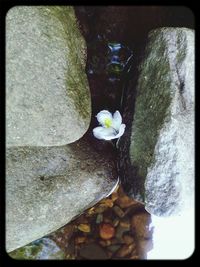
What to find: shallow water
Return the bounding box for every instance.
[74,5,194,195]
[74,6,195,260]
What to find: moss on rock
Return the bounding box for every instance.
[6,6,91,146]
[9,238,65,259]
[39,6,90,120]
[127,28,194,208]
[130,30,173,186]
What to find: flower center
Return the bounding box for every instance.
[104,118,112,128]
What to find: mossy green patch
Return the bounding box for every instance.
[129,31,173,195]
[9,243,43,259]
[38,6,91,120]
[8,238,65,259]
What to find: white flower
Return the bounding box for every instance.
[93,110,126,140]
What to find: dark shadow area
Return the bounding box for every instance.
[74,5,194,197]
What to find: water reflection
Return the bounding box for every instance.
[147,209,195,259]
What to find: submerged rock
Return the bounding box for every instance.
[6,138,118,252]
[131,212,152,239]
[131,212,153,259]
[6,6,91,146]
[119,28,194,216]
[9,238,65,260]
[79,243,109,259]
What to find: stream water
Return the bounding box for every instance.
[75,6,195,260]
[74,5,194,196]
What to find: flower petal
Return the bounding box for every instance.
[93,126,116,140]
[96,110,112,126]
[97,124,126,140]
[112,110,122,130]
[113,123,126,139]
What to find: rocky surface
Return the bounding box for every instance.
[119,28,194,216]
[6,137,118,252]
[6,6,91,146]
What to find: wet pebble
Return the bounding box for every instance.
[113,218,120,227]
[77,223,91,233]
[99,239,112,247]
[107,244,121,253]
[94,205,108,214]
[96,214,103,224]
[131,212,152,239]
[79,243,109,259]
[113,205,125,218]
[103,217,113,224]
[111,192,118,202]
[122,234,134,245]
[115,195,136,209]
[75,236,87,245]
[119,219,130,230]
[123,203,145,217]
[86,207,96,216]
[99,223,115,240]
[115,224,129,240]
[99,198,114,208]
[115,243,136,258]
[75,214,89,224]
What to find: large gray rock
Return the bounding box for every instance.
[120,28,194,216]
[6,137,118,252]
[6,6,91,146]
[6,5,118,254]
